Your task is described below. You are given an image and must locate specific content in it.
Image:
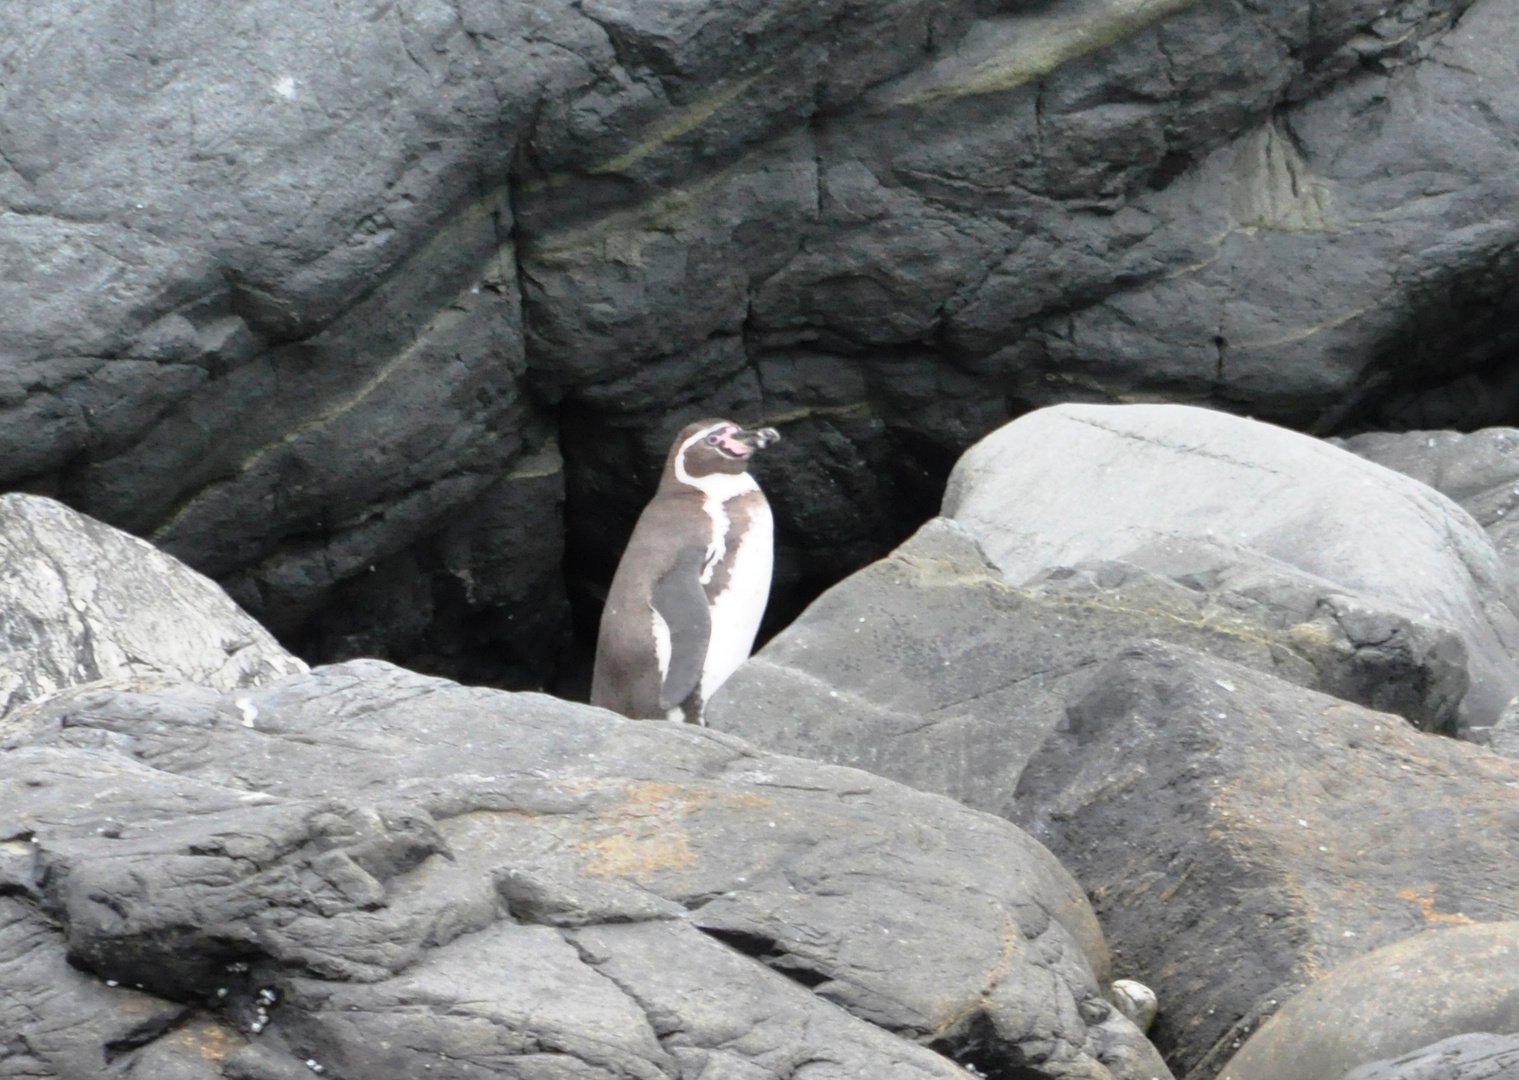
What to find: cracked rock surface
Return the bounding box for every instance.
[0,651,1169,1080]
[7,0,1519,678]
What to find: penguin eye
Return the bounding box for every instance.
[705,433,722,445]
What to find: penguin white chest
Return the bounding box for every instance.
[670,466,772,710]
[701,495,773,703]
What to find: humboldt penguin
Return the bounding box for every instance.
[591,418,781,724]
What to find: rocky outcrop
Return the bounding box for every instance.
[0,660,1168,1080]
[1218,923,1519,1080]
[1335,427,1519,579]
[0,493,1178,1080]
[710,405,1519,1076]
[943,403,1519,732]
[709,515,1469,816]
[1014,643,1519,1079]
[709,403,1508,815]
[1334,426,1519,753]
[7,0,1519,674]
[0,492,304,717]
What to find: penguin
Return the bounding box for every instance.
[591,418,781,724]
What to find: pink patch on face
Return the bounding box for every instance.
[710,427,752,457]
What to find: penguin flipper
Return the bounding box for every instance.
[652,546,712,712]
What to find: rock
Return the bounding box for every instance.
[944,403,1519,731]
[709,514,1470,814]
[8,0,1519,677]
[1495,695,1519,757]
[242,436,575,691]
[1218,923,1519,1080]
[1334,427,1519,581]
[0,658,1169,1080]
[1338,1033,1519,1080]
[1012,642,1519,1079]
[0,895,192,1077]
[0,493,304,718]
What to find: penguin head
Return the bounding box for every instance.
[667,418,781,481]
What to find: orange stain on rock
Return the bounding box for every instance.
[575,781,774,879]
[1396,885,1475,926]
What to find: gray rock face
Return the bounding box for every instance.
[1335,427,1519,582]
[1339,1034,1519,1080]
[0,658,1169,1080]
[8,0,1519,674]
[1218,923,1519,1080]
[0,492,304,717]
[709,515,1469,817]
[1013,643,1519,1080]
[1333,426,1519,750]
[944,403,1519,731]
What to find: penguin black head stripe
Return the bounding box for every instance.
[592,419,781,724]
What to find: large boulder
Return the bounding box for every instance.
[943,403,1519,731]
[1334,427,1519,582]
[0,659,1169,1080]
[1013,642,1519,1079]
[1218,923,1519,1080]
[709,401,1498,806]
[8,0,1519,676]
[0,492,304,717]
[1333,425,1519,753]
[709,515,1468,816]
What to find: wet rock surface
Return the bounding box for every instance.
[7,0,1519,674]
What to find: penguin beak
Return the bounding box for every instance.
[729,426,781,456]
